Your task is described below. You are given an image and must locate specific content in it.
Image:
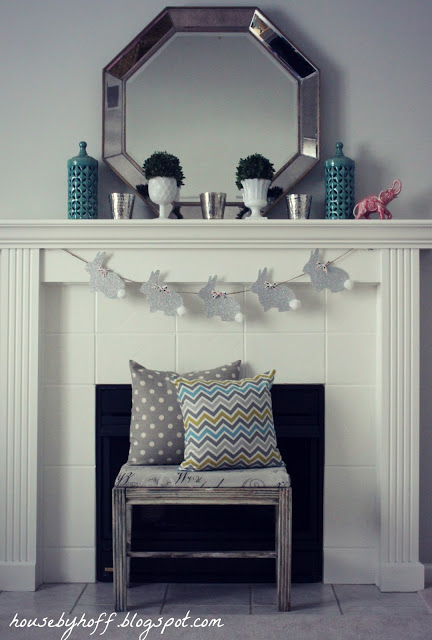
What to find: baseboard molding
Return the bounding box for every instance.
[323,548,377,584]
[379,562,425,591]
[0,562,37,591]
[43,547,95,583]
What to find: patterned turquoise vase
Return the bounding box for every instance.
[68,141,98,218]
[325,142,355,219]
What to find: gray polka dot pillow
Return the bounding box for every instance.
[128,360,241,465]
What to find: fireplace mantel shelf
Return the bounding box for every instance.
[1,219,432,249]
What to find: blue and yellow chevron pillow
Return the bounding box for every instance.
[173,370,283,471]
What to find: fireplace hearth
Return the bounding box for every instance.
[96,383,324,583]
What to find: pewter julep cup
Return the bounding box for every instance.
[109,193,135,219]
[286,194,312,220]
[200,192,226,219]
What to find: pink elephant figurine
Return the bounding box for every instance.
[353,179,402,220]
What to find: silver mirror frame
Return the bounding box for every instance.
[102,7,320,217]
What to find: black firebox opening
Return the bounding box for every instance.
[96,384,324,583]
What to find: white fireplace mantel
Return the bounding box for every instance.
[2,218,432,249]
[0,219,430,592]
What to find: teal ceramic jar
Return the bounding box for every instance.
[67,141,98,219]
[325,142,355,219]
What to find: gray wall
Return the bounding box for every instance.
[1,0,431,566]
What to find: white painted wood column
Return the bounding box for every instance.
[378,249,424,591]
[0,249,40,590]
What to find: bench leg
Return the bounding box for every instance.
[126,503,132,588]
[276,487,292,611]
[112,487,127,612]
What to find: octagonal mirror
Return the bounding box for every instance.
[103,7,320,216]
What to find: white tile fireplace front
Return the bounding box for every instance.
[0,219,428,592]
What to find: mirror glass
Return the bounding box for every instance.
[126,33,298,202]
[103,7,319,214]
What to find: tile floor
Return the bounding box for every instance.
[0,582,431,618]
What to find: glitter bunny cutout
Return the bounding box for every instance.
[140,270,186,316]
[85,252,126,299]
[303,249,353,293]
[198,275,243,322]
[251,267,301,312]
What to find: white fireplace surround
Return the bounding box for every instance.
[1,219,431,593]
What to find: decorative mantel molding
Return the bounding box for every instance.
[0,220,426,591]
[1,219,432,249]
[0,249,40,590]
[378,249,423,591]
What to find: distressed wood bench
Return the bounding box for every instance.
[112,464,292,612]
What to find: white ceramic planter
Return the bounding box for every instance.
[241,178,271,219]
[148,177,178,219]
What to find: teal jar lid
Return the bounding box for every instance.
[67,141,98,168]
[325,142,354,168]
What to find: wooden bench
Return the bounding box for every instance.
[112,464,292,612]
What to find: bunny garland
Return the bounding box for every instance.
[303,249,353,292]
[198,276,244,323]
[140,270,186,316]
[78,249,354,320]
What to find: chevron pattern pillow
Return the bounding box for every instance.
[174,370,283,471]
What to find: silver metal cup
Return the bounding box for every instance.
[286,194,312,220]
[109,193,135,219]
[200,192,226,219]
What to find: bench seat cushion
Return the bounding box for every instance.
[115,463,290,489]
